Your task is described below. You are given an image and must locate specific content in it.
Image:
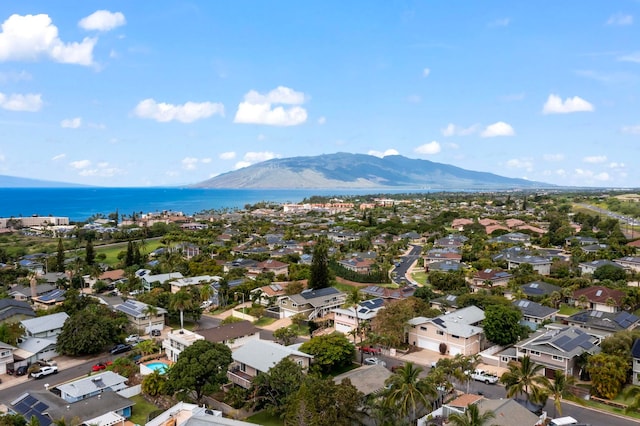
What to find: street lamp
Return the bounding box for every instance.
[234,292,245,315]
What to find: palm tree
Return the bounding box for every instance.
[500,355,546,401]
[199,283,214,304]
[345,287,363,345]
[541,370,577,417]
[383,362,437,423]
[170,289,193,330]
[142,304,158,335]
[447,403,496,426]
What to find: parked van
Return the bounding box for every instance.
[549,417,578,426]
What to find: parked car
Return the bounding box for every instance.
[150,329,161,337]
[110,343,133,355]
[125,334,139,343]
[31,365,58,379]
[468,369,499,384]
[92,361,113,372]
[15,365,28,376]
[358,345,381,355]
[364,357,386,367]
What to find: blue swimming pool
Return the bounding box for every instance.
[146,362,169,374]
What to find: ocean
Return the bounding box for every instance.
[0,187,428,222]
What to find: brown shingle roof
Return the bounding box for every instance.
[573,286,625,305]
[198,320,260,343]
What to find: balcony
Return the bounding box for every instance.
[227,368,253,389]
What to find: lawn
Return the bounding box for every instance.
[129,394,160,425]
[411,271,428,285]
[96,239,163,266]
[246,410,284,426]
[558,304,581,316]
[333,282,358,293]
[254,317,277,327]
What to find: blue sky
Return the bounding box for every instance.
[0,1,639,188]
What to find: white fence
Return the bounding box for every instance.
[118,384,142,398]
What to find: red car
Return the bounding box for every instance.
[358,346,381,355]
[91,361,112,372]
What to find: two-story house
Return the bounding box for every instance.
[512,300,558,330]
[511,326,601,377]
[332,298,385,334]
[279,287,347,320]
[227,339,313,389]
[565,310,640,337]
[163,328,205,362]
[0,342,16,375]
[407,306,485,356]
[15,312,69,363]
[251,281,306,307]
[114,299,167,334]
[57,371,128,403]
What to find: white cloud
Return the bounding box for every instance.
[622,125,640,134]
[317,116,326,125]
[243,151,278,163]
[234,86,308,126]
[79,10,126,32]
[0,70,31,83]
[414,141,441,155]
[422,67,431,77]
[542,94,594,114]
[574,169,611,182]
[368,149,399,158]
[506,158,534,172]
[70,159,91,169]
[606,13,633,26]
[543,153,565,162]
[583,155,607,164]
[78,162,124,177]
[441,123,480,137]
[61,117,81,128]
[445,142,459,149]
[0,92,42,111]
[182,157,199,170]
[618,52,640,63]
[201,158,212,164]
[609,162,625,169]
[481,121,515,137]
[489,17,511,27]
[0,14,96,66]
[219,151,236,160]
[133,98,224,123]
[51,153,66,161]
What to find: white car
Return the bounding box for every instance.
[31,365,58,379]
[469,369,499,384]
[364,357,386,367]
[125,334,140,343]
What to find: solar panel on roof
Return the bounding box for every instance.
[530,283,539,288]
[554,335,570,348]
[13,402,30,414]
[596,290,603,297]
[33,402,48,411]
[22,395,37,406]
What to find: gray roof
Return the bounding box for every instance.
[10,283,56,297]
[232,339,312,374]
[410,306,485,338]
[517,326,600,358]
[47,391,133,425]
[21,312,69,334]
[183,414,257,426]
[56,371,128,398]
[513,300,558,319]
[520,281,561,297]
[289,287,345,307]
[18,337,56,354]
[476,398,540,426]
[115,299,167,318]
[0,298,35,321]
[567,310,640,333]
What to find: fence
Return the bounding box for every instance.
[118,384,142,398]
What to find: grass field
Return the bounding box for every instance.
[96,239,164,266]
[411,271,428,285]
[129,395,160,425]
[246,411,284,426]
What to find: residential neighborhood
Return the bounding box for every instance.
[0,190,639,425]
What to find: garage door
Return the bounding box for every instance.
[449,346,462,356]
[417,338,441,352]
[335,323,352,334]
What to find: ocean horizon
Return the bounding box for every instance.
[0,187,439,222]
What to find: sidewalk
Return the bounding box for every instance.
[0,354,95,391]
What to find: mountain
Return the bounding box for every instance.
[193,153,552,189]
[0,175,88,188]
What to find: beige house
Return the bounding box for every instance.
[407,306,485,356]
[227,339,313,389]
[163,328,205,362]
[114,299,167,334]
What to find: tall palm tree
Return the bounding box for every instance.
[500,355,546,401]
[142,304,159,335]
[541,370,577,417]
[383,362,437,423]
[447,403,496,426]
[170,289,193,330]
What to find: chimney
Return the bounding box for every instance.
[30,275,37,299]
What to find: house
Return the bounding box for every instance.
[578,259,624,275]
[39,272,70,286]
[566,310,640,337]
[504,254,552,276]
[581,243,609,254]
[614,256,640,272]
[631,339,640,385]
[227,339,313,389]
[48,391,134,425]
[424,248,462,264]
[250,281,306,307]
[433,234,468,248]
[360,285,415,301]
[146,402,226,426]
[139,270,184,291]
[565,236,599,246]
[418,396,542,426]
[451,218,474,231]
[520,281,562,299]
[114,299,167,334]
[427,260,464,272]
[8,283,56,302]
[337,257,375,274]
[470,269,512,292]
[15,312,69,363]
[31,289,66,310]
[163,328,205,362]
[248,259,289,278]
[57,371,128,403]
[512,326,601,377]
[21,312,68,339]
[488,232,531,245]
[223,258,259,273]
[332,298,385,334]
[0,341,16,374]
[198,321,261,350]
[170,275,218,294]
[0,298,35,324]
[407,306,485,356]
[513,300,558,330]
[279,287,347,320]
[571,286,625,312]
[430,294,460,313]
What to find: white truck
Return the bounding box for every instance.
[470,369,499,384]
[31,365,58,379]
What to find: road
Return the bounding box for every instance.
[392,244,422,285]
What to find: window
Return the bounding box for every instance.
[292,303,298,307]
[452,335,460,339]
[530,350,540,356]
[552,355,564,361]
[420,326,427,331]
[437,330,444,336]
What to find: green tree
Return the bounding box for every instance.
[170,289,193,330]
[447,403,496,426]
[541,370,577,417]
[142,369,167,396]
[0,413,27,426]
[587,353,628,399]
[251,357,304,417]
[299,332,354,374]
[483,304,525,346]
[0,322,24,346]
[382,362,437,423]
[85,239,95,266]
[371,297,430,348]
[284,375,363,426]
[166,340,232,403]
[142,304,159,336]
[57,305,128,355]
[593,264,627,282]
[500,356,546,402]
[273,326,298,346]
[55,238,65,272]
[309,236,330,289]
